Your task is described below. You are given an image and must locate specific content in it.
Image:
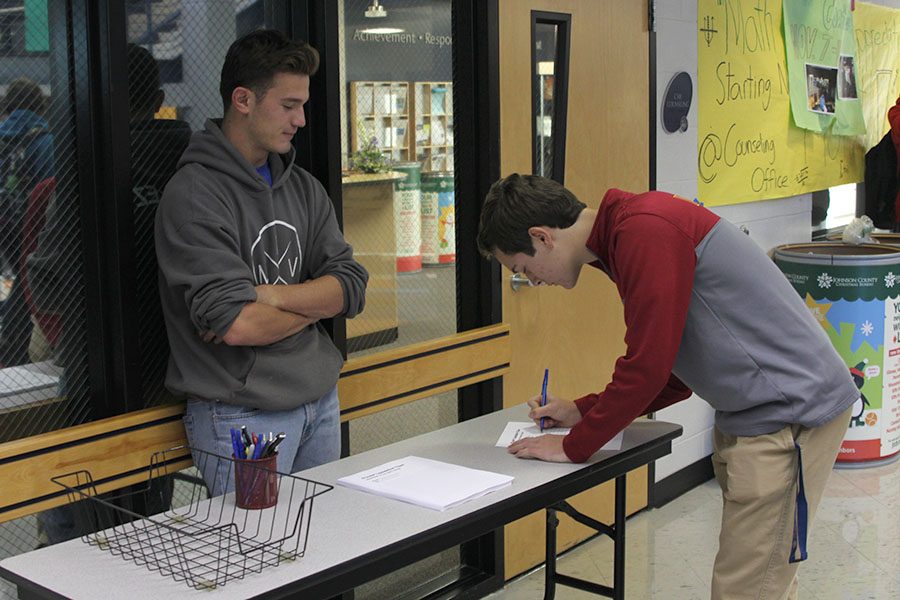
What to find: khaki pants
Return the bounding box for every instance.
[710,405,852,600]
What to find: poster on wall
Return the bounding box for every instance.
[697,0,864,206]
[782,0,866,136]
[854,2,900,150]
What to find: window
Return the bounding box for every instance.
[125,1,266,406]
[0,0,87,441]
[340,0,457,357]
[531,11,570,182]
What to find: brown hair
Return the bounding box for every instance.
[219,29,319,113]
[477,174,586,257]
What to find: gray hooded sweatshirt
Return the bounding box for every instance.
[155,119,368,410]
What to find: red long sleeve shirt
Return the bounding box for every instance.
[562,189,720,463]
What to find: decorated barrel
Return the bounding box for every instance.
[774,243,900,466]
[421,172,455,266]
[437,175,456,265]
[420,174,441,265]
[392,163,422,273]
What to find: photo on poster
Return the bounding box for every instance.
[838,55,858,100]
[805,63,838,114]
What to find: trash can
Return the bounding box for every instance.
[774,243,900,467]
[421,172,455,266]
[393,162,422,273]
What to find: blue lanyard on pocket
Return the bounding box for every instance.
[789,442,808,563]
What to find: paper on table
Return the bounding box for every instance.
[336,456,514,512]
[495,422,569,446]
[495,422,624,451]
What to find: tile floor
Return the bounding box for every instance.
[487,458,899,599]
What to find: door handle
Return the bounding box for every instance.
[510,273,536,292]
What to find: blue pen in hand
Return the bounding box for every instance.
[539,368,549,432]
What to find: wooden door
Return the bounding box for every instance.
[497,0,652,577]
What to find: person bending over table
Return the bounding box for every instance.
[477,174,855,600]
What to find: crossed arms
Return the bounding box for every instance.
[218,275,344,346]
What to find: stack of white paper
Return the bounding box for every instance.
[336,456,513,511]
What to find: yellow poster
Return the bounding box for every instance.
[698,0,864,206]
[854,2,900,150]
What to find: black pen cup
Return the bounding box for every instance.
[233,453,279,509]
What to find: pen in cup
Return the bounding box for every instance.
[262,432,286,458]
[230,428,244,459]
[230,427,285,460]
[539,368,549,432]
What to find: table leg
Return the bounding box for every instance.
[544,507,559,600]
[612,474,626,600]
[542,488,623,598]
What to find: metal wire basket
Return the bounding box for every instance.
[50,446,332,591]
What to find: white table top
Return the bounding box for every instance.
[0,405,681,599]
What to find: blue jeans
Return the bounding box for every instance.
[182,386,340,497]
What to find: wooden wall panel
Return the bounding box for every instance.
[339,324,510,420]
[0,326,511,522]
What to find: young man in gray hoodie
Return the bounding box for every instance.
[155,30,367,495]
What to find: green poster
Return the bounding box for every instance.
[782,0,866,136]
[24,0,49,53]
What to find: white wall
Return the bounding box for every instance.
[651,0,900,482]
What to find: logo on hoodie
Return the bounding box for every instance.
[250,220,302,285]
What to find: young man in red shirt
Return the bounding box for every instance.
[477,174,856,600]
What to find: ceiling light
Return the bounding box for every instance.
[365,0,387,18]
[359,27,405,35]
